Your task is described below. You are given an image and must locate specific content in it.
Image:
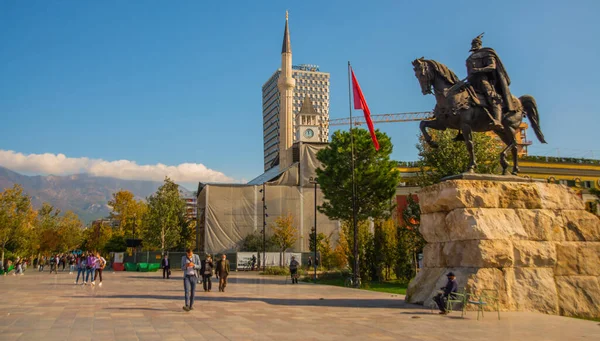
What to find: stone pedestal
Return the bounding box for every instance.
[406,178,600,318]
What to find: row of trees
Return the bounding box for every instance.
[98,178,194,254]
[0,185,84,266]
[0,177,195,266]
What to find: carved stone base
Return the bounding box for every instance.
[406,179,600,318]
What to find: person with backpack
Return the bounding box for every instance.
[50,255,59,274]
[92,252,106,287]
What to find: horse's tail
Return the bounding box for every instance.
[519,95,547,144]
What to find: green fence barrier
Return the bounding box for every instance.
[148,263,160,272]
[0,265,15,275]
[124,263,137,272]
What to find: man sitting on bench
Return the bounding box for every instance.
[434,272,458,315]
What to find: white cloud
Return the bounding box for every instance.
[0,150,236,183]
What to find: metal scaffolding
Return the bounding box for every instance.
[328,111,434,126]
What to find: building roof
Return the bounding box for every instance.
[281,12,291,54]
[248,162,298,185]
[299,95,319,116]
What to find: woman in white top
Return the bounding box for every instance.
[92,252,106,287]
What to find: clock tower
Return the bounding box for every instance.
[296,95,321,143]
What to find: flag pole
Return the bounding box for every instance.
[347,61,359,287]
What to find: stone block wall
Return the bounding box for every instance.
[406,179,600,318]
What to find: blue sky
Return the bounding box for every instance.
[1,0,599,183]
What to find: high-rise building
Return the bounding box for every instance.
[262,14,330,171]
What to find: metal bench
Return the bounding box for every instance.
[465,289,501,320]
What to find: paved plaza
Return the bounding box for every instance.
[0,271,599,341]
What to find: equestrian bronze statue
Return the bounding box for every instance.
[412,34,546,175]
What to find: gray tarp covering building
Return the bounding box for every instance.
[196,142,340,255]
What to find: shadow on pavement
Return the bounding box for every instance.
[123,274,291,285]
[68,294,411,309]
[105,307,167,311]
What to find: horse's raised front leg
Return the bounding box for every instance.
[419,119,446,148]
[461,124,476,173]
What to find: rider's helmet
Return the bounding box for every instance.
[470,32,484,52]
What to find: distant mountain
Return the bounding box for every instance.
[0,166,169,223]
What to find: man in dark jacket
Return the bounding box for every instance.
[200,255,214,292]
[161,255,170,279]
[215,254,230,292]
[433,272,458,314]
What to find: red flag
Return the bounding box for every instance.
[351,68,379,151]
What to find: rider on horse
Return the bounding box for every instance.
[465,33,515,130]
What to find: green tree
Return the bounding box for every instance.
[308,231,337,270]
[317,128,400,280]
[108,190,147,237]
[308,231,326,253]
[316,128,400,222]
[104,234,127,252]
[143,177,186,254]
[0,185,35,266]
[372,219,398,281]
[56,211,83,252]
[177,214,195,250]
[270,213,298,266]
[416,130,502,186]
[338,220,373,281]
[34,203,61,254]
[239,232,277,252]
[81,220,113,252]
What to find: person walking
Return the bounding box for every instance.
[181,249,201,311]
[59,254,65,272]
[215,254,230,292]
[68,254,76,274]
[85,252,96,285]
[75,254,87,284]
[92,252,106,287]
[289,256,299,284]
[161,255,171,279]
[49,255,55,274]
[50,255,59,274]
[14,257,23,275]
[201,255,213,292]
[38,256,45,272]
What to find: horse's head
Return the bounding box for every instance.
[412,57,433,95]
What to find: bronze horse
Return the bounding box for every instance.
[412,58,546,175]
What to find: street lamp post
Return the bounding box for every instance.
[309,177,318,283]
[260,183,267,271]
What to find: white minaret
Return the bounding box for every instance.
[278,11,295,169]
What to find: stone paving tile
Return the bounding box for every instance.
[2,271,600,340]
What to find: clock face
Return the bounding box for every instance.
[304,128,314,139]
